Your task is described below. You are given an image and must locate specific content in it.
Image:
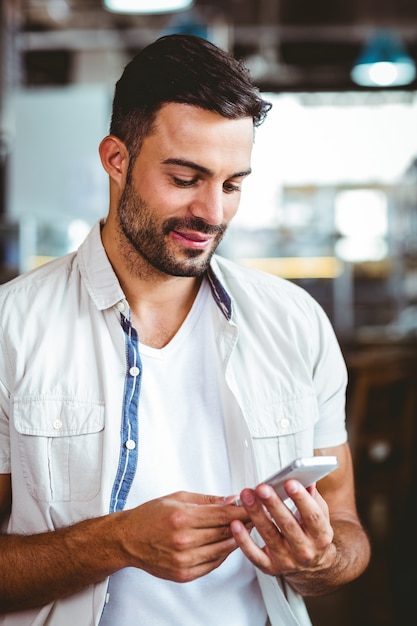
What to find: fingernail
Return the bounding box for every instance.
[257,484,274,499]
[241,491,256,506]
[285,480,299,495]
[223,495,238,505]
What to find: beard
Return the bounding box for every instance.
[117,180,227,278]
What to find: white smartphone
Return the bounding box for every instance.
[234,456,338,505]
[265,456,338,501]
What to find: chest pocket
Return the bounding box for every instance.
[13,398,104,503]
[245,394,320,482]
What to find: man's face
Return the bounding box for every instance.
[116,103,254,277]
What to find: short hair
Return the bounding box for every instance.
[110,34,272,158]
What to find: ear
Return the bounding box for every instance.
[99,135,130,186]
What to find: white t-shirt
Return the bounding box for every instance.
[100,279,267,625]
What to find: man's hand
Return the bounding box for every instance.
[0,489,249,613]
[230,443,371,596]
[230,481,335,577]
[113,491,251,583]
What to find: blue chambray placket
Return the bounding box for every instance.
[110,313,142,513]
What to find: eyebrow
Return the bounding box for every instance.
[161,158,252,179]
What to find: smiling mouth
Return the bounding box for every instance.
[170,229,214,248]
[163,217,226,251]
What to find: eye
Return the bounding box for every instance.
[223,182,241,193]
[173,177,198,187]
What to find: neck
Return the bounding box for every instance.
[126,274,203,349]
[101,219,204,348]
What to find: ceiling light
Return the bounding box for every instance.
[351,30,416,87]
[103,0,194,14]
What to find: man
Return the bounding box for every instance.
[0,34,370,625]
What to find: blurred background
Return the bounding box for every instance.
[1,1,417,624]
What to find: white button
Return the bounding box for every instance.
[116,301,126,312]
[244,439,249,448]
[125,439,136,450]
[279,418,290,429]
[129,366,140,377]
[53,419,63,430]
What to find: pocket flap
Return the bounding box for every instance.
[13,397,105,437]
[246,394,319,438]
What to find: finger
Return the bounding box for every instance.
[237,488,298,559]
[254,484,309,548]
[257,482,333,557]
[223,494,240,505]
[172,491,228,505]
[170,492,250,526]
[240,487,295,541]
[195,536,239,566]
[230,519,274,572]
[278,481,332,543]
[158,502,248,551]
[168,536,239,583]
[234,489,312,575]
[184,522,238,548]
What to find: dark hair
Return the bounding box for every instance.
[110,34,271,158]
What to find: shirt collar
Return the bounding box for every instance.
[78,219,233,320]
[206,264,233,321]
[77,219,125,311]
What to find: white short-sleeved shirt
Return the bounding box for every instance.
[0,220,347,626]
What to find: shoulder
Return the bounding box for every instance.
[0,253,77,318]
[211,254,323,316]
[210,254,339,358]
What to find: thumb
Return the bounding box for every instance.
[172,491,227,505]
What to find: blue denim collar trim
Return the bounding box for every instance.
[206,265,232,321]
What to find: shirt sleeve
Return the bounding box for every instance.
[0,331,11,473]
[310,300,348,449]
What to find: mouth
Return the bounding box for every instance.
[170,229,215,250]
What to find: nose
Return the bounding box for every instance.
[189,183,224,226]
